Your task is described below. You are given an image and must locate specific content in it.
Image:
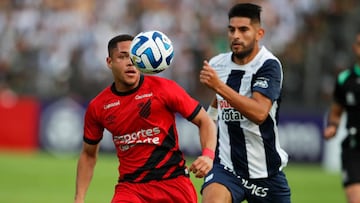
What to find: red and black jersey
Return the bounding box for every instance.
[84,74,201,182]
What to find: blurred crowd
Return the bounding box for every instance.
[0,0,359,111]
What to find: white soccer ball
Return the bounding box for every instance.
[130,30,174,74]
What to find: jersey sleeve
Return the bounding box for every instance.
[333,70,349,105]
[252,59,282,102]
[83,102,104,145]
[163,80,202,121]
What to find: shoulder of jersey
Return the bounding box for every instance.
[144,75,175,86]
[337,69,351,85]
[261,47,279,61]
[209,52,231,64]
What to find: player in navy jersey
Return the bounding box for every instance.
[74,34,217,203]
[199,3,291,203]
[324,30,360,203]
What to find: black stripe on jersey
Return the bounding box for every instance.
[83,136,102,145]
[225,70,249,177]
[186,104,202,121]
[142,150,185,181]
[260,116,282,177]
[120,125,187,183]
[139,99,151,118]
[229,121,249,177]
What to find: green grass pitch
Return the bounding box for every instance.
[0,152,346,203]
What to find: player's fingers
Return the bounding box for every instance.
[190,160,203,175]
[195,172,204,178]
[189,164,196,173]
[195,166,208,178]
[200,67,211,75]
[199,73,211,85]
[202,61,213,71]
[199,71,206,79]
[189,160,201,173]
[191,158,213,178]
[199,163,211,174]
[192,159,211,178]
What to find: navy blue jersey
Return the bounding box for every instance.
[210,46,288,179]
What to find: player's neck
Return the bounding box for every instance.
[113,75,143,93]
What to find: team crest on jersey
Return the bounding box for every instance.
[253,77,269,89]
[138,99,151,118]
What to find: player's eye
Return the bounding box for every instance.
[119,53,130,60]
[228,26,235,33]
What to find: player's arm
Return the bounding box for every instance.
[200,60,272,124]
[74,142,100,203]
[189,107,217,178]
[324,102,344,140]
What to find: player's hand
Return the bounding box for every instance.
[199,60,222,91]
[324,125,337,140]
[189,155,214,178]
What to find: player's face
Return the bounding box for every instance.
[353,33,360,60]
[228,17,264,61]
[106,40,140,92]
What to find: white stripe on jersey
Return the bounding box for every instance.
[210,46,288,179]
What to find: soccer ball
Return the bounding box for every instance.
[130,30,174,74]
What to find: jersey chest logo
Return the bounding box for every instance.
[138,99,151,118]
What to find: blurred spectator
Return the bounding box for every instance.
[0,0,359,110]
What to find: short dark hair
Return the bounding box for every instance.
[107,34,134,57]
[228,3,262,24]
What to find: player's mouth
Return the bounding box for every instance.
[232,42,244,49]
[125,69,138,76]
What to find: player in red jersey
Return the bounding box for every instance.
[74,34,217,203]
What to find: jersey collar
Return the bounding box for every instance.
[111,74,144,96]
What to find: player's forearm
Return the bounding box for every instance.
[189,112,217,178]
[327,102,344,127]
[74,153,97,202]
[192,108,217,150]
[198,115,217,153]
[199,130,216,152]
[214,83,269,124]
[323,103,343,139]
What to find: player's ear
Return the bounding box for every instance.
[256,27,265,41]
[106,56,112,69]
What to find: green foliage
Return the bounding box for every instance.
[0,152,346,203]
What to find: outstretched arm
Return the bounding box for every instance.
[189,108,217,178]
[74,142,100,203]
